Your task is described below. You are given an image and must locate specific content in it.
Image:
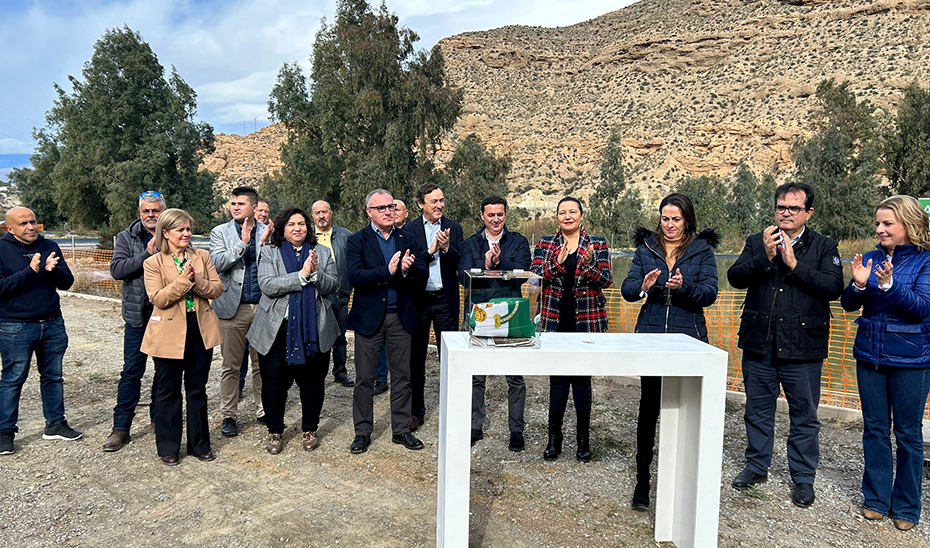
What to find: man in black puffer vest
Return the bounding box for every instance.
[102,191,166,452]
[728,183,843,509]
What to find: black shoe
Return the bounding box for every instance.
[43,420,83,441]
[221,417,238,438]
[334,373,355,387]
[792,482,815,508]
[256,415,268,425]
[392,432,424,450]
[350,435,370,454]
[373,380,389,395]
[732,468,767,490]
[543,433,562,461]
[470,429,484,447]
[576,434,591,462]
[0,432,13,455]
[631,478,650,511]
[508,431,525,452]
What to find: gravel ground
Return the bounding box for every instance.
[0,292,928,547]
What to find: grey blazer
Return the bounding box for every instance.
[246,244,340,356]
[209,218,268,319]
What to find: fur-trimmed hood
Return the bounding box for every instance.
[633,227,720,249]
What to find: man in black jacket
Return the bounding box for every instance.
[346,189,427,454]
[0,207,78,455]
[404,183,465,432]
[102,191,165,452]
[727,183,843,508]
[460,196,531,451]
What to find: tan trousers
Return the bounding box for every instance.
[218,303,262,421]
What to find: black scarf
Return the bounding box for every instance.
[279,242,319,364]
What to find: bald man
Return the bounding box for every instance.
[0,207,80,455]
[393,199,409,229]
[311,200,355,387]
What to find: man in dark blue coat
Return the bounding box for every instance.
[102,191,165,452]
[0,207,79,455]
[727,183,843,508]
[347,189,427,454]
[460,195,531,451]
[404,183,465,432]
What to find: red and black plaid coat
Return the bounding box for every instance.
[531,229,613,333]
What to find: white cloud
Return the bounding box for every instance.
[0,168,14,182]
[0,139,34,155]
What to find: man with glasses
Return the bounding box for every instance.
[346,190,426,454]
[311,200,355,388]
[210,186,268,437]
[0,207,78,455]
[102,191,166,451]
[728,183,843,509]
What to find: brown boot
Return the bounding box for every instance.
[302,431,319,451]
[102,430,130,452]
[266,433,283,454]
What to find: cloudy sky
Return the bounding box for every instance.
[0,0,634,180]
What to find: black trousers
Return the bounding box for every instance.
[259,323,330,435]
[410,292,458,419]
[635,376,662,480]
[152,312,212,458]
[548,376,591,434]
[353,313,413,436]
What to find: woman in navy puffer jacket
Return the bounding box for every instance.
[621,193,718,511]
[840,195,930,531]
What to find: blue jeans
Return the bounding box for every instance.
[113,317,157,432]
[0,317,69,433]
[857,361,930,524]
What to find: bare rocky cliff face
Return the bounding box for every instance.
[204,0,930,211]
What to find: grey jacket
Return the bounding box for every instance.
[246,244,340,356]
[330,225,353,306]
[209,218,268,320]
[110,219,154,328]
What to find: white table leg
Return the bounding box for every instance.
[437,340,473,548]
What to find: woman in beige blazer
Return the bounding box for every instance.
[141,209,223,466]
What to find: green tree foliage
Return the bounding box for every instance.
[727,162,775,234]
[442,133,511,235]
[9,129,62,226]
[793,79,879,239]
[884,82,930,198]
[675,174,728,231]
[587,128,648,248]
[34,26,217,230]
[267,0,465,229]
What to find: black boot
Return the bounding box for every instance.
[543,433,562,461]
[631,476,650,510]
[576,433,591,462]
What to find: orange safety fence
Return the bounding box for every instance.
[67,248,928,419]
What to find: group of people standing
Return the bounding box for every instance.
[1,181,929,531]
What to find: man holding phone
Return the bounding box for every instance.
[727,183,843,509]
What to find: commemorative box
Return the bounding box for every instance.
[463,269,541,348]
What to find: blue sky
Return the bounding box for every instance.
[0,0,634,181]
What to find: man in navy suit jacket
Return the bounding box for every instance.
[403,182,465,431]
[346,189,427,454]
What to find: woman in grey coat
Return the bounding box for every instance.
[247,207,339,454]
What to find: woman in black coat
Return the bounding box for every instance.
[621,193,719,510]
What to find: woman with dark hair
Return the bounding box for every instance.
[841,195,930,531]
[621,193,719,510]
[142,208,224,466]
[246,207,340,454]
[531,197,613,462]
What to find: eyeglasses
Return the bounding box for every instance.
[774,205,806,215]
[140,191,163,199]
[367,204,397,213]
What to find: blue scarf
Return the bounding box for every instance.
[280,242,319,365]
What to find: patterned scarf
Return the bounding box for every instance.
[171,252,195,312]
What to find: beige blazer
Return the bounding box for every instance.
[141,248,224,359]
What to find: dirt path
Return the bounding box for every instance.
[0,293,928,547]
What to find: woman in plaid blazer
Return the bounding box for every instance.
[531,196,612,462]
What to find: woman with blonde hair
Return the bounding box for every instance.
[841,195,930,531]
[142,209,223,466]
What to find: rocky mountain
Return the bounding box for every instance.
[203,124,286,196]
[204,0,930,211]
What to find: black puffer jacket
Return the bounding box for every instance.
[109,219,154,327]
[727,226,843,360]
[621,228,719,342]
